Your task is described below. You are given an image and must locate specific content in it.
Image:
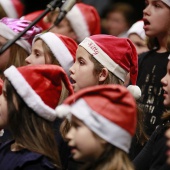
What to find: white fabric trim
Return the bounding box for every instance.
[34,32,74,76]
[161,0,170,7]
[4,66,57,121]
[127,21,146,40]
[79,37,128,82]
[168,54,170,60]
[0,0,18,18]
[0,22,31,53]
[66,5,90,42]
[70,99,132,153]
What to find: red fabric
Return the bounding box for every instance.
[18,65,73,109]
[77,3,101,35]
[56,34,77,62]
[90,35,138,85]
[22,10,51,31]
[63,84,137,136]
[12,0,24,18]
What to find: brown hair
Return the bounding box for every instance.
[0,43,28,80]
[0,5,8,18]
[90,55,124,85]
[5,79,61,169]
[81,143,134,170]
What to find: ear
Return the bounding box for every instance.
[98,68,109,82]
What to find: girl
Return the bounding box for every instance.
[56,84,137,170]
[136,0,170,137]
[0,64,73,169]
[25,32,77,76]
[0,17,42,80]
[69,34,147,159]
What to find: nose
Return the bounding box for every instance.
[143,5,150,17]
[25,56,31,65]
[69,63,75,74]
[161,75,167,86]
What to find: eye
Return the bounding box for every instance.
[78,58,85,65]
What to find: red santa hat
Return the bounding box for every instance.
[0,0,24,18]
[33,32,77,76]
[56,84,137,153]
[0,17,42,53]
[21,10,51,31]
[127,20,146,40]
[66,3,101,43]
[161,0,170,6]
[79,34,141,99]
[4,65,74,121]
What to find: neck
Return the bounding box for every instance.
[157,34,168,53]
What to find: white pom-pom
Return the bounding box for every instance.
[0,129,4,137]
[127,85,141,100]
[55,104,71,119]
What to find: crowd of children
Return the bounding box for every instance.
[0,0,170,170]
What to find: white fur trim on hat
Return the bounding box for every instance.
[4,66,57,121]
[161,0,170,7]
[66,5,90,42]
[127,85,141,100]
[55,104,71,120]
[0,0,18,18]
[127,21,146,40]
[34,32,74,76]
[0,22,31,53]
[70,99,132,153]
[80,37,128,82]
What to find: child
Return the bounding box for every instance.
[69,34,141,99]
[136,0,170,136]
[45,3,101,43]
[127,20,149,55]
[25,32,77,76]
[56,84,137,170]
[101,2,135,37]
[69,34,149,160]
[0,64,73,169]
[0,17,42,80]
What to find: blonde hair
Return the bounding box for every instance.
[0,43,28,80]
[81,143,134,170]
[89,55,124,85]
[6,79,61,168]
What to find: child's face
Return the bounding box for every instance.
[128,34,148,55]
[69,46,99,92]
[105,11,129,36]
[143,0,170,38]
[161,61,170,107]
[66,115,106,162]
[0,35,10,72]
[0,82,8,129]
[25,40,51,65]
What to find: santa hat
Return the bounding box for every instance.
[33,32,77,76]
[127,20,146,40]
[56,84,137,153]
[4,65,74,121]
[21,10,51,31]
[0,17,42,53]
[66,3,101,43]
[79,34,141,99]
[0,0,24,18]
[161,0,170,7]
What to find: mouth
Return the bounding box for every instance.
[143,18,150,26]
[70,76,76,84]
